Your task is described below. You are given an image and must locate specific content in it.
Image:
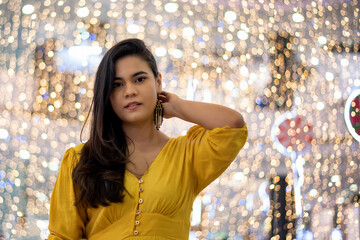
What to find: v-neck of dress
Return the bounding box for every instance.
[125,137,174,180]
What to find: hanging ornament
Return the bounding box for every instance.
[344,89,360,142]
[271,111,314,157]
[271,111,314,223]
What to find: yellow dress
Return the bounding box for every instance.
[48,124,247,240]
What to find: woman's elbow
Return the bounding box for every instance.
[230,113,245,128]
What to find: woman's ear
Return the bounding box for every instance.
[156,73,162,93]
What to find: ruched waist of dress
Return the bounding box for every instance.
[88,212,190,240]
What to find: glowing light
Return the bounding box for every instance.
[292,13,304,23]
[350,184,358,191]
[237,30,248,40]
[240,81,248,91]
[22,4,34,14]
[68,46,102,59]
[325,72,334,81]
[336,197,344,204]
[1,0,359,238]
[258,182,270,212]
[309,189,318,197]
[76,7,90,18]
[170,49,183,59]
[190,197,202,226]
[233,172,244,181]
[334,91,342,99]
[225,42,235,51]
[201,55,209,65]
[330,228,342,240]
[127,24,140,34]
[316,102,324,110]
[0,129,9,139]
[36,192,48,202]
[240,66,249,76]
[224,11,237,23]
[318,36,327,45]
[340,58,349,67]
[311,57,319,65]
[81,32,90,40]
[246,193,254,211]
[225,80,234,90]
[164,3,178,13]
[303,230,314,240]
[331,175,340,182]
[36,220,49,229]
[19,150,30,160]
[155,47,167,57]
[183,27,195,38]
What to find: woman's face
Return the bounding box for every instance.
[110,55,162,128]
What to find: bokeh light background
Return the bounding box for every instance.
[0,0,359,239]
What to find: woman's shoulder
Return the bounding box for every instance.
[73,143,85,155]
[61,143,85,169]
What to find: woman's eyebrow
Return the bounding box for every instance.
[114,71,149,80]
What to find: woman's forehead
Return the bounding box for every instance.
[114,56,152,76]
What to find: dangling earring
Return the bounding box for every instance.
[154,99,163,130]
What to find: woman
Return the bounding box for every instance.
[48,38,247,239]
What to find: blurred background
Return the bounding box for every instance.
[0,0,359,239]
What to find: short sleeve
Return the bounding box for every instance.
[48,147,87,240]
[186,124,247,194]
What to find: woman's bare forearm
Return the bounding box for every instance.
[173,99,245,130]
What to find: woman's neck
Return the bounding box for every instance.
[122,121,168,150]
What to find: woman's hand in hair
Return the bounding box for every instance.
[158,91,244,130]
[157,91,183,119]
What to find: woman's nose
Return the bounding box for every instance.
[124,83,137,97]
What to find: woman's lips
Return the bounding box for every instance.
[125,103,142,109]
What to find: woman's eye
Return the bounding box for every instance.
[113,82,123,88]
[136,77,146,83]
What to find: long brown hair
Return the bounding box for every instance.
[72,38,159,208]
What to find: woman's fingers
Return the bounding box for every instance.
[158,94,167,102]
[158,91,171,102]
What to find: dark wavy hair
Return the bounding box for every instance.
[72,38,159,208]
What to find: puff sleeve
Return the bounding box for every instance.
[48,147,87,240]
[186,124,248,194]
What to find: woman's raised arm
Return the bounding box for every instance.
[159,91,245,130]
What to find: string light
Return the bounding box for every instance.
[0,0,359,239]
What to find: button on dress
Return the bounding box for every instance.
[48,124,248,239]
